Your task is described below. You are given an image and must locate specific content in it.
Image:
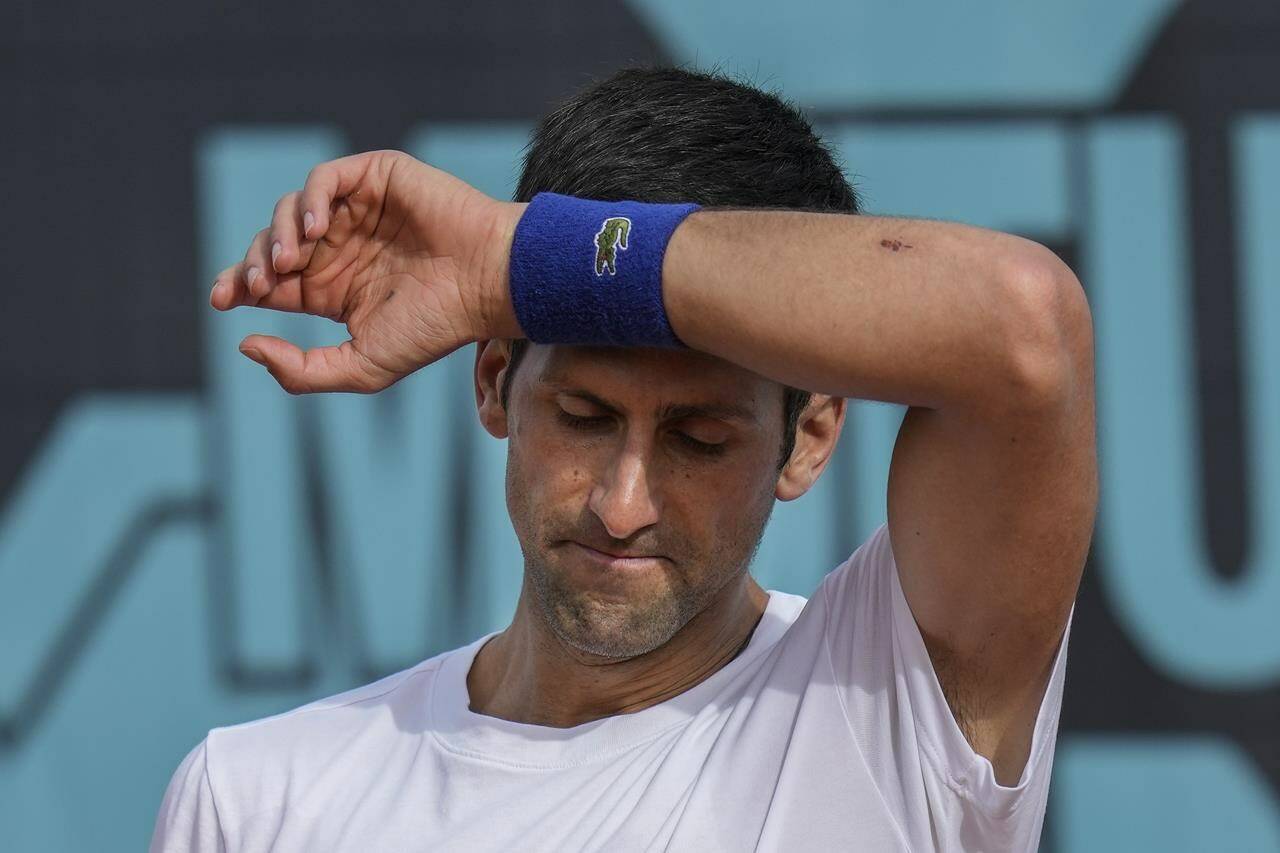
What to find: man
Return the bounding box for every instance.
[152,66,1097,852]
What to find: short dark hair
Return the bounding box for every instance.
[499,64,860,470]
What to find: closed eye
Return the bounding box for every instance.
[556,410,726,457]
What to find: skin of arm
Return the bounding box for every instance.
[482,203,1099,786]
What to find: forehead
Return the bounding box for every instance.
[526,344,778,423]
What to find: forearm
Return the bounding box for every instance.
[661,209,1077,414]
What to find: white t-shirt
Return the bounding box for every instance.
[150,522,1070,852]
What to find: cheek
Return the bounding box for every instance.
[505,428,591,523]
[666,468,775,552]
[703,465,777,526]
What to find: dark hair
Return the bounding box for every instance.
[499,64,860,470]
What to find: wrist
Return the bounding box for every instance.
[505,192,700,348]
[473,200,528,341]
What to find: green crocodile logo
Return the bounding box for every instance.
[594,216,631,276]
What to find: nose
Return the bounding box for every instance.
[587,442,662,542]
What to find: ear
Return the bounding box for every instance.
[775,394,847,502]
[475,339,515,439]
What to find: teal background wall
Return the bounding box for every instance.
[2,1,1278,849]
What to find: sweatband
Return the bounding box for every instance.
[507,192,702,347]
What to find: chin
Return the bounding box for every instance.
[559,622,675,660]
[548,589,684,660]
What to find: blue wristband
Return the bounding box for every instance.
[507,192,701,347]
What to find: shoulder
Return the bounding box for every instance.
[751,524,893,669]
[816,522,896,638]
[189,649,458,838]
[209,654,445,773]
[150,737,225,852]
[151,656,448,850]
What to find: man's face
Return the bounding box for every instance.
[500,343,786,660]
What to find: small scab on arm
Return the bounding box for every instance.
[879,238,914,252]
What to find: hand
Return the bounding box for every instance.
[210,149,524,394]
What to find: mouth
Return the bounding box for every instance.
[569,541,668,571]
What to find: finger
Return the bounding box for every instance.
[242,228,275,299]
[210,263,318,315]
[252,272,308,314]
[238,334,395,394]
[210,261,263,311]
[298,151,390,241]
[268,190,308,278]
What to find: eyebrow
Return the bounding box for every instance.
[549,385,760,426]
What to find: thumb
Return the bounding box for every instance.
[239,334,394,394]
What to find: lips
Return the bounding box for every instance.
[570,541,667,569]
[580,543,655,559]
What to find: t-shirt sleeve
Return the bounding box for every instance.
[149,736,228,853]
[818,521,1072,851]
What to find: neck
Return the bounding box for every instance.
[467,574,770,727]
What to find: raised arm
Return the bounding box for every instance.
[666,210,1094,785]
[485,205,1098,785]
